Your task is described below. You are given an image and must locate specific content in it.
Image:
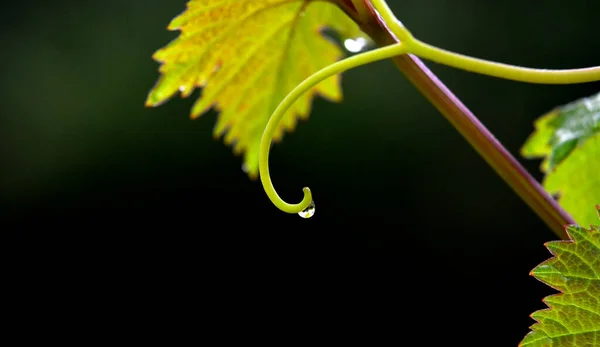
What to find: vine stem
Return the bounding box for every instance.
[359,0,572,239]
[260,0,576,238]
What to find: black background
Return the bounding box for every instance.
[2,0,599,344]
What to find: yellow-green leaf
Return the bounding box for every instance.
[544,134,600,227]
[521,92,600,172]
[146,0,364,178]
[521,92,600,227]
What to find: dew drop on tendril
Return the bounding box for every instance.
[298,200,316,219]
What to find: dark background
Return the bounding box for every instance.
[2,0,599,344]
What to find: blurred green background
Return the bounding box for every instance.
[2,0,599,343]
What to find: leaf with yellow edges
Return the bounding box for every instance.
[146,0,364,178]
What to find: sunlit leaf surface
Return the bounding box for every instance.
[146,0,363,178]
[543,135,600,227]
[521,92,600,226]
[522,92,600,171]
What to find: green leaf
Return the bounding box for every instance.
[520,206,600,347]
[146,0,363,178]
[521,92,600,227]
[544,135,600,228]
[521,92,600,172]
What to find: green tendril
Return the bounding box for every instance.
[370,0,414,43]
[371,0,600,84]
[259,0,600,214]
[259,42,407,214]
[409,39,600,84]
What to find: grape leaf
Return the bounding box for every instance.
[521,93,600,227]
[520,206,600,347]
[522,92,600,172]
[146,0,363,178]
[543,135,600,228]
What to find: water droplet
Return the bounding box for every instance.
[344,37,368,53]
[241,163,249,173]
[179,85,186,92]
[298,200,315,219]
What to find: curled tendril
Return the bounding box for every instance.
[259,42,408,214]
[259,0,600,215]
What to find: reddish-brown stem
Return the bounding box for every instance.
[346,0,572,239]
[392,54,571,239]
